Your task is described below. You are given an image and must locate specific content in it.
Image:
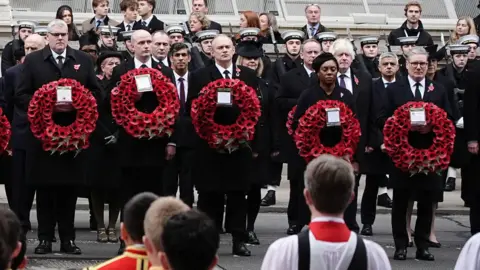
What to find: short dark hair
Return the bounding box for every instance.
[0,208,21,270]
[139,0,156,11]
[169,43,190,56]
[123,192,159,242]
[193,0,208,7]
[162,210,219,270]
[120,0,138,12]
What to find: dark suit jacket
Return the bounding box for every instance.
[15,46,102,186]
[300,23,330,39]
[175,72,196,149]
[107,58,175,168]
[376,77,452,190]
[208,20,222,33]
[116,21,142,41]
[1,40,22,76]
[186,64,258,192]
[133,15,164,33]
[4,64,26,149]
[387,20,434,46]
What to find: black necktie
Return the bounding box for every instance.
[96,20,102,29]
[414,82,422,101]
[178,78,186,112]
[57,56,64,69]
[142,21,147,27]
[126,24,131,31]
[140,64,148,69]
[223,70,231,79]
[384,82,392,88]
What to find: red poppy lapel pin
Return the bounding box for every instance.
[354,75,359,85]
[236,67,241,77]
[157,64,162,70]
[427,83,435,92]
[73,64,81,71]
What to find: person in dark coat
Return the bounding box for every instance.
[195,30,219,67]
[88,51,123,243]
[119,30,135,61]
[276,39,321,235]
[133,0,164,33]
[1,20,37,76]
[105,30,176,255]
[116,0,141,41]
[97,26,120,52]
[261,30,304,207]
[231,40,277,245]
[234,28,272,80]
[3,34,45,239]
[185,34,258,257]
[330,38,373,234]
[79,30,100,66]
[55,5,80,41]
[16,19,102,255]
[359,36,381,78]
[300,4,330,39]
[360,52,398,237]
[387,1,434,46]
[190,0,223,33]
[376,47,452,261]
[397,36,418,78]
[474,1,480,36]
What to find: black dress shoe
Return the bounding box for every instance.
[260,191,276,206]
[34,240,52,254]
[415,249,435,261]
[118,240,126,255]
[52,236,57,243]
[393,249,407,260]
[232,242,251,257]
[444,177,456,191]
[408,241,414,247]
[428,240,442,248]
[286,225,301,235]
[377,194,393,208]
[247,231,260,245]
[60,240,82,255]
[90,217,97,231]
[360,224,373,236]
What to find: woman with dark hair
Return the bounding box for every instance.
[55,5,80,41]
[259,12,283,44]
[0,208,24,270]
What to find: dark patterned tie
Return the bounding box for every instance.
[414,82,422,101]
[57,56,64,69]
[140,64,148,69]
[96,20,102,29]
[223,70,231,79]
[126,24,131,31]
[179,77,186,113]
[339,74,346,89]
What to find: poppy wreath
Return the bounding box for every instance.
[286,105,296,136]
[0,108,11,154]
[294,100,361,162]
[191,78,261,153]
[111,68,179,139]
[383,101,455,175]
[27,79,98,154]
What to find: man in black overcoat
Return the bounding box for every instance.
[275,39,320,235]
[185,34,258,257]
[133,0,164,33]
[330,38,372,234]
[15,19,102,255]
[105,29,176,254]
[376,47,452,261]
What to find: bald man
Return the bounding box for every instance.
[3,33,47,239]
[185,34,259,256]
[106,29,177,255]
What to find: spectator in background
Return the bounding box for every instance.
[474,1,480,36]
[450,17,477,44]
[387,1,433,46]
[191,0,222,33]
[133,0,164,33]
[236,11,263,41]
[55,5,80,41]
[82,0,119,33]
[259,12,282,44]
[116,0,140,41]
[301,4,330,39]
[189,12,210,41]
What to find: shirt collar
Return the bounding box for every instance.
[303,64,314,75]
[408,75,425,88]
[337,68,351,78]
[215,63,233,77]
[142,14,154,25]
[308,23,320,29]
[311,216,345,224]
[382,77,396,85]
[51,49,66,60]
[134,57,152,68]
[174,71,188,81]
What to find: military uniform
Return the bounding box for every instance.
[83,246,151,270]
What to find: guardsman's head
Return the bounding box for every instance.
[121,192,159,247]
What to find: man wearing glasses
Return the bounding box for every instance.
[300,4,330,39]
[16,19,101,255]
[376,47,452,262]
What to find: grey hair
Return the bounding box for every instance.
[379,52,399,64]
[47,19,68,32]
[406,46,428,61]
[300,38,321,52]
[330,38,356,58]
[259,12,279,32]
[304,3,321,13]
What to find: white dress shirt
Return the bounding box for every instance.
[174,71,189,98]
[261,216,391,270]
[408,76,426,99]
[337,68,353,93]
[215,63,233,78]
[304,64,314,76]
[134,57,152,69]
[51,49,67,65]
[141,15,154,26]
[123,21,134,31]
[382,77,396,88]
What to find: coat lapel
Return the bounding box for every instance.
[423,78,435,102]
[297,68,310,88]
[403,77,415,100]
[210,65,224,81]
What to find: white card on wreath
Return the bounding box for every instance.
[217,88,232,106]
[56,86,72,103]
[409,108,426,126]
[326,108,340,127]
[135,74,153,92]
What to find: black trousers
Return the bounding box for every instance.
[198,191,247,242]
[269,162,283,186]
[470,196,480,236]
[163,148,194,207]
[344,174,360,233]
[361,174,388,225]
[120,166,164,222]
[392,188,433,249]
[11,149,35,233]
[36,186,77,241]
[288,174,310,227]
[247,184,262,231]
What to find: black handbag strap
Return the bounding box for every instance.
[297,229,367,270]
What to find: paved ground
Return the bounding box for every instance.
[21,211,471,270]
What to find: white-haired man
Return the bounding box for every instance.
[329,38,372,234]
[16,19,102,255]
[376,47,452,261]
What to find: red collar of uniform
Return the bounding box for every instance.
[125,245,148,256]
[308,221,351,242]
